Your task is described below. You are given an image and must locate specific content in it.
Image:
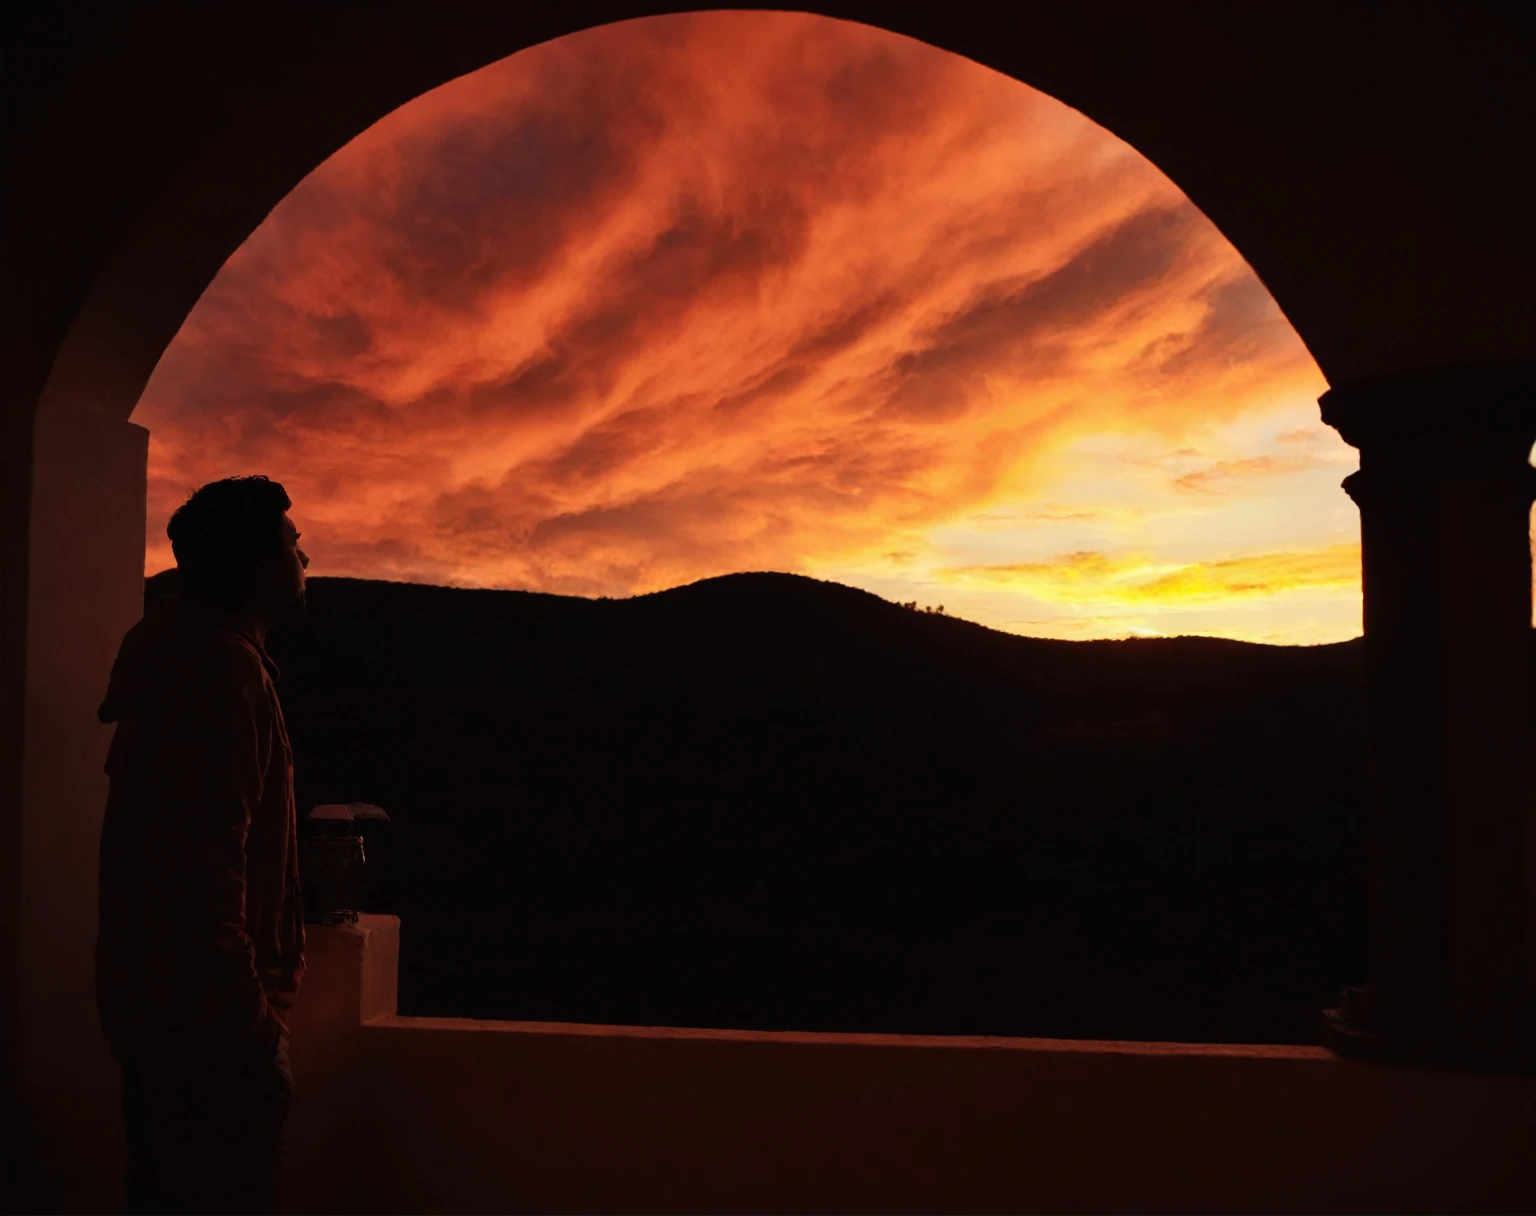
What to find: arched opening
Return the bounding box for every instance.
[133,12,1363,1044]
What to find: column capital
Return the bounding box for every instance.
[1320,360,1536,474]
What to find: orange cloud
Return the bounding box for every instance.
[940,544,1362,606]
[137,12,1322,601]
[1170,454,1321,495]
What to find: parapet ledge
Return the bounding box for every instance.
[292,911,1347,1062]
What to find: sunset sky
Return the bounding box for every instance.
[137,12,1362,643]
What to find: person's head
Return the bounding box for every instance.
[167,476,308,626]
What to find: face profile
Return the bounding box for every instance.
[258,513,309,625]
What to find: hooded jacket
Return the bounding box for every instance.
[96,593,305,1056]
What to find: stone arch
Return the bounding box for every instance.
[25,5,1536,430]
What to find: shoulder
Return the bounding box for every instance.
[195,630,270,695]
[157,626,270,713]
[124,597,275,716]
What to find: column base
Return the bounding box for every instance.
[1319,989,1536,1076]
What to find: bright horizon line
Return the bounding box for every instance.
[144,563,1365,648]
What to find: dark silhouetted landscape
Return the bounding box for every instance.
[152,570,1370,1044]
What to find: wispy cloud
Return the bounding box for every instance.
[940,544,1361,606]
[1170,454,1322,495]
[137,11,1335,637]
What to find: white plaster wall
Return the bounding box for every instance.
[19,396,147,1211]
[286,918,1536,1215]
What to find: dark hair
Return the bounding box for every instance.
[167,476,292,609]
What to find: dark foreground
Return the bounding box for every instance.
[173,571,1368,1044]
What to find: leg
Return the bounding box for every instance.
[218,1033,293,1214]
[121,1060,169,1214]
[121,1031,293,1215]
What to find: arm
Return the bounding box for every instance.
[168,661,282,1048]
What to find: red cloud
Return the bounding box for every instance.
[137,12,1320,595]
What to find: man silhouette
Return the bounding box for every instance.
[96,476,310,1214]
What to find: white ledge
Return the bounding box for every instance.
[282,915,1536,1215]
[361,1011,1335,1059]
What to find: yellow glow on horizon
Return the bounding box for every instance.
[939,543,1361,607]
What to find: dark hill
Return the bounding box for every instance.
[152,570,1371,1043]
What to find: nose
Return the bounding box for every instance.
[299,547,310,570]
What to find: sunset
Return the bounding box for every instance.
[138,12,1358,643]
[15,5,1536,1209]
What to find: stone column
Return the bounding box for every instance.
[18,395,149,1208]
[1319,361,1536,1072]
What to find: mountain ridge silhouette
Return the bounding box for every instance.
[148,569,1370,1043]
